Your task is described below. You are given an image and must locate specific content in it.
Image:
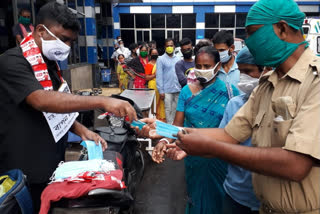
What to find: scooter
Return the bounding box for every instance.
[50,95,145,214]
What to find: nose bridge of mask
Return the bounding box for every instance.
[155,120,182,139]
[42,25,59,41]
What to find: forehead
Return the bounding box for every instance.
[151,49,158,54]
[140,46,147,51]
[181,44,192,49]
[196,52,214,64]
[21,11,31,16]
[214,43,229,50]
[165,41,174,46]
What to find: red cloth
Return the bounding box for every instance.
[39,170,125,214]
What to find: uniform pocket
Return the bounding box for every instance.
[272,119,293,147]
[251,110,265,146]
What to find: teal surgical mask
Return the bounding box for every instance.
[18,16,31,25]
[245,24,307,67]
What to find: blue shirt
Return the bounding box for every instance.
[219,94,260,211]
[217,59,240,89]
[156,53,181,94]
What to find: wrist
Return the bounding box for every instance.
[159,138,171,145]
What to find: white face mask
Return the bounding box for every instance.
[194,62,220,84]
[219,50,232,63]
[237,73,259,95]
[41,25,71,61]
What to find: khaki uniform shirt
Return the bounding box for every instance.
[225,48,320,213]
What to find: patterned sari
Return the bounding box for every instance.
[145,63,166,121]
[177,78,239,214]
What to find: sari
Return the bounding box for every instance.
[116,64,129,92]
[177,78,239,214]
[127,56,148,88]
[145,64,166,121]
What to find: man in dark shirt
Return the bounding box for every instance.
[175,38,195,88]
[12,8,34,44]
[0,2,136,211]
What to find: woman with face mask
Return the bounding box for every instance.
[144,48,166,121]
[13,8,34,44]
[152,46,240,214]
[127,44,149,88]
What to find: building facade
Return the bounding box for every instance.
[112,0,320,50]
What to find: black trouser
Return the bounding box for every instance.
[222,193,259,214]
[29,183,47,213]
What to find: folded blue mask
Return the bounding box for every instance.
[131,120,146,130]
[155,121,182,139]
[81,140,103,160]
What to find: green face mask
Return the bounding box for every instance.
[245,24,307,67]
[18,16,31,25]
[140,51,148,58]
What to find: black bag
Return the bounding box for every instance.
[95,126,128,153]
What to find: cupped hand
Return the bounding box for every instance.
[166,143,187,161]
[152,141,167,163]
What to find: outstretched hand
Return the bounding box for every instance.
[166,143,187,161]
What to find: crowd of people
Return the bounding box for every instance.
[0,0,319,213]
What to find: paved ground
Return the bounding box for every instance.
[134,154,187,214]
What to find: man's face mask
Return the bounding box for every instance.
[41,25,71,61]
[219,49,232,63]
[245,24,308,67]
[166,46,174,55]
[237,73,259,95]
[194,62,220,84]
[18,16,31,25]
[182,49,193,59]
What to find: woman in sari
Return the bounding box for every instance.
[116,54,129,92]
[127,44,149,88]
[152,46,239,214]
[144,48,166,121]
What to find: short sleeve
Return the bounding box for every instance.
[0,48,43,105]
[176,85,192,112]
[12,24,22,37]
[283,79,320,160]
[224,90,255,142]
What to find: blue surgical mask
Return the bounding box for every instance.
[219,50,232,63]
[155,121,183,139]
[80,140,103,160]
[245,24,308,67]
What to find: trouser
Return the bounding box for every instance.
[222,193,259,214]
[164,92,179,124]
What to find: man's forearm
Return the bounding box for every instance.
[195,128,239,144]
[203,139,313,181]
[26,90,107,113]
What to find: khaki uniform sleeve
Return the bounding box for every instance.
[225,89,255,142]
[283,78,320,160]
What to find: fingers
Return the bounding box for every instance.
[91,133,107,151]
[124,103,137,122]
[141,118,157,125]
[152,142,166,163]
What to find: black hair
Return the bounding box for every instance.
[165,38,174,46]
[116,36,121,39]
[35,2,80,32]
[140,44,148,51]
[258,65,264,72]
[195,46,220,64]
[118,54,125,59]
[137,41,143,46]
[149,48,158,55]
[19,8,30,16]
[129,43,138,51]
[212,30,234,47]
[180,38,192,47]
[194,39,213,55]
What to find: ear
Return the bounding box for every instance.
[35,24,46,38]
[229,44,235,52]
[274,21,290,40]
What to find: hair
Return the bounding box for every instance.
[116,36,121,39]
[149,40,156,45]
[140,44,148,52]
[212,30,234,47]
[180,38,192,47]
[195,46,220,64]
[19,8,31,16]
[129,43,138,51]
[149,48,158,55]
[194,39,213,55]
[118,54,125,59]
[165,38,174,46]
[35,2,80,32]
